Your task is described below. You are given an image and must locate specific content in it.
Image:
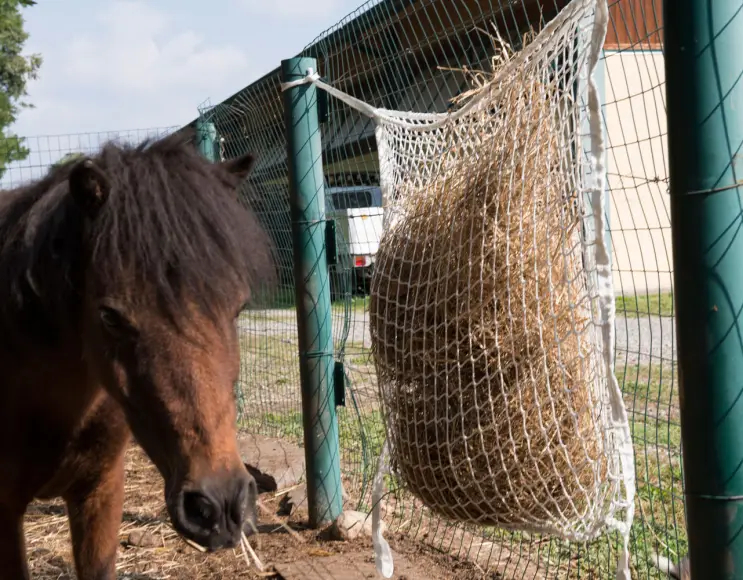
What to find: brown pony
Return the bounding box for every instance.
[0,131,276,579]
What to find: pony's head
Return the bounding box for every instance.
[66,134,275,550]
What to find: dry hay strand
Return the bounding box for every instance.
[370,32,609,531]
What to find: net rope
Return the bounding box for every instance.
[281,1,634,577]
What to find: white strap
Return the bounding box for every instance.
[371,439,394,578]
[281,67,384,120]
[584,0,636,577]
[279,68,322,92]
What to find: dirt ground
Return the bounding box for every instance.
[24,445,486,580]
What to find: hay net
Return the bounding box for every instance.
[281,0,634,578]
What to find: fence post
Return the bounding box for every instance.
[195,117,218,162]
[280,56,343,527]
[665,1,743,576]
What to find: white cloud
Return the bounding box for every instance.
[13,0,252,137]
[66,2,249,95]
[237,0,346,18]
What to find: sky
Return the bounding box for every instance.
[3,0,367,184]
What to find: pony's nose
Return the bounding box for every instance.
[177,470,256,551]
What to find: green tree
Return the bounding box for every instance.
[0,0,42,180]
[51,152,83,170]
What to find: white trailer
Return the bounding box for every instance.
[326,184,383,294]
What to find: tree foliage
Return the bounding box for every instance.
[51,152,83,170]
[0,0,42,180]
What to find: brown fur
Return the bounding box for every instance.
[0,130,277,579]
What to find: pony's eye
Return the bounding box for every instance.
[99,306,134,336]
[235,301,249,319]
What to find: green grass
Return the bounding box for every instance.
[621,363,685,577]
[616,292,674,318]
[242,290,369,317]
[234,333,300,423]
[332,294,369,313]
[251,285,296,310]
[619,362,678,413]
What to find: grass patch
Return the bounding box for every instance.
[618,363,679,422]
[240,293,369,321]
[234,333,300,423]
[616,292,674,318]
[251,285,296,310]
[332,295,369,314]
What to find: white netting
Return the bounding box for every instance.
[281,0,633,577]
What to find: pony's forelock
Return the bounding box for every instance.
[0,132,276,342]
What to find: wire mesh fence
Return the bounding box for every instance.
[0,127,180,189]
[198,0,678,577]
[0,0,677,577]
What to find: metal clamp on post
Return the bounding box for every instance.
[317,75,329,124]
[325,218,337,266]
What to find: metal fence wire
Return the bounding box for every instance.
[1,0,676,577]
[197,0,676,577]
[0,128,179,188]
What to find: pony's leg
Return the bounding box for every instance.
[64,449,125,580]
[0,503,30,580]
[60,397,129,580]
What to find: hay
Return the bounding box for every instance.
[370,32,609,530]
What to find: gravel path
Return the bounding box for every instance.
[615,314,676,367]
[243,309,677,368]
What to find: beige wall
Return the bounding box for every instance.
[602,50,672,295]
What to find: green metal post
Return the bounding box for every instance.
[195,117,218,162]
[665,1,743,576]
[280,57,343,527]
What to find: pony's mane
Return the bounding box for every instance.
[0,131,276,345]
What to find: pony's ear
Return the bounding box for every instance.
[68,159,110,218]
[218,152,256,181]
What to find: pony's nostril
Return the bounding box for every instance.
[247,476,258,499]
[244,476,258,512]
[182,490,218,531]
[227,474,255,533]
[174,474,255,549]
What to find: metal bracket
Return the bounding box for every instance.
[334,361,346,407]
[325,218,337,266]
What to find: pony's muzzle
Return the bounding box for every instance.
[171,469,257,551]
